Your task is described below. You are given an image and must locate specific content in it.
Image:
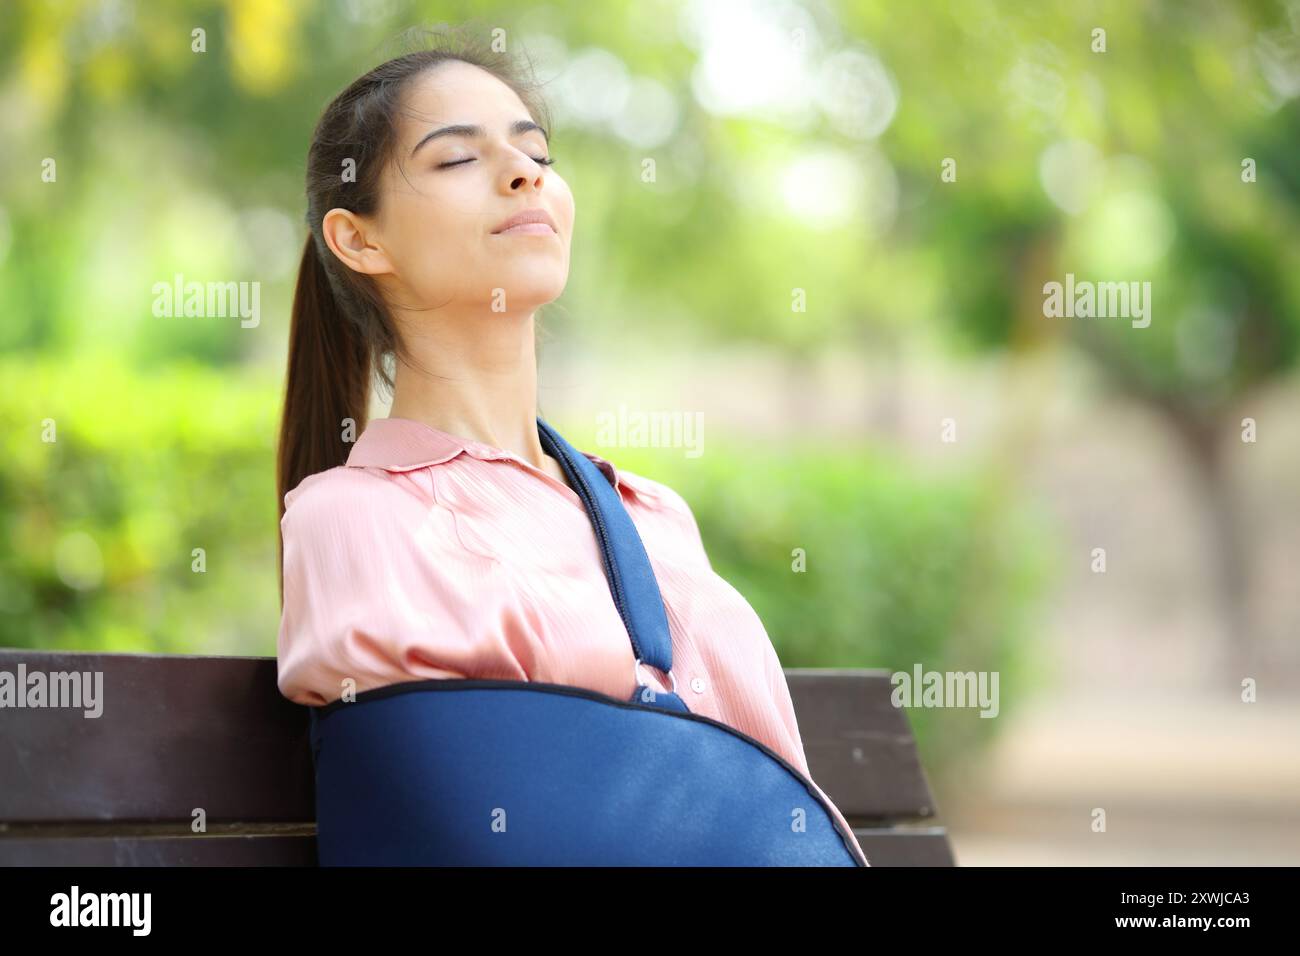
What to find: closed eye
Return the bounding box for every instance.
[437,156,556,169]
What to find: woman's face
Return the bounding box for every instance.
[328,60,574,318]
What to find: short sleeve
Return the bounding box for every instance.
[276,468,521,706]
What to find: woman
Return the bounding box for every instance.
[275,31,868,867]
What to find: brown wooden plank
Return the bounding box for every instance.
[1,827,949,867]
[3,831,951,867]
[0,821,938,868]
[0,650,314,823]
[854,827,956,866]
[0,834,317,866]
[786,669,941,822]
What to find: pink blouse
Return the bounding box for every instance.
[277,415,867,865]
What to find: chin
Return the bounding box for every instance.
[492,268,569,307]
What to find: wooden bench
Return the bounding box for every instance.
[0,650,954,866]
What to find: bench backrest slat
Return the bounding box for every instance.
[0,651,313,823]
[786,670,940,822]
[1,651,946,865]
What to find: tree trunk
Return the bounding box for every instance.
[1170,413,1256,675]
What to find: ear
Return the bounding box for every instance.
[321,207,394,277]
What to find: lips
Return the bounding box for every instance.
[491,207,558,235]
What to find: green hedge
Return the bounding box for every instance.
[0,353,282,654]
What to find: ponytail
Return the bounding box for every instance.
[276,235,372,604]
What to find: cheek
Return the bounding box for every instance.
[553,180,576,234]
[390,191,482,278]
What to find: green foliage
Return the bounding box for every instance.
[0,354,281,652]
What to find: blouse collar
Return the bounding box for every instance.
[345,416,652,501]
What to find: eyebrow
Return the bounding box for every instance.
[410,119,549,157]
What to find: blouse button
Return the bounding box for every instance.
[690,676,707,694]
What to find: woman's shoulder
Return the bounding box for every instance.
[281,464,426,534]
[611,465,687,512]
[613,468,681,512]
[611,466,707,551]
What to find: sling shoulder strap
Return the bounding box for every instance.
[536,416,689,713]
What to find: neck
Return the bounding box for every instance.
[386,304,547,468]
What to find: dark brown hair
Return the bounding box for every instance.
[276,25,551,601]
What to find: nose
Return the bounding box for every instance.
[500,147,545,193]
